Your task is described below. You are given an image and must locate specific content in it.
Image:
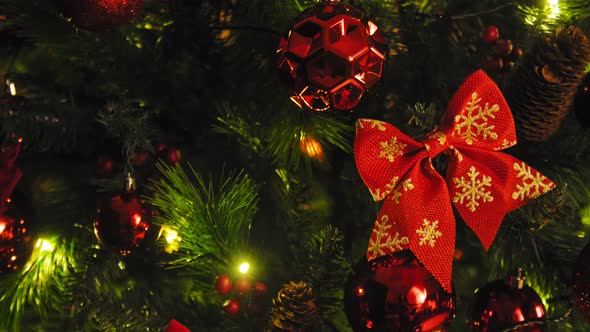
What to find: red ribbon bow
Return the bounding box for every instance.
[0,142,22,210]
[354,70,555,292]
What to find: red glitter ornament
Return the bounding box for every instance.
[469,270,546,331]
[0,196,31,273]
[277,0,388,111]
[56,0,144,30]
[573,241,590,322]
[93,176,150,255]
[344,250,455,331]
[216,274,233,295]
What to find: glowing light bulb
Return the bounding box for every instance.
[35,239,54,252]
[239,262,250,274]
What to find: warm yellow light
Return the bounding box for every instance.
[239,262,250,274]
[299,134,325,161]
[8,82,16,96]
[547,0,560,19]
[165,229,178,243]
[35,239,54,252]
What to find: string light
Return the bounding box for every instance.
[239,262,250,274]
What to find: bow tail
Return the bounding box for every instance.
[446,146,556,249]
[367,159,455,293]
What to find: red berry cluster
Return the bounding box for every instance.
[481,25,522,73]
[215,274,268,316]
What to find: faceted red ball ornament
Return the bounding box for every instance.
[93,192,150,255]
[469,279,546,331]
[277,0,388,111]
[572,241,590,322]
[55,0,143,30]
[345,250,456,331]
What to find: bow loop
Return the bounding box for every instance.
[354,70,555,292]
[442,70,517,151]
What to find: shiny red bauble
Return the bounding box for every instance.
[469,279,546,331]
[573,241,590,322]
[0,197,31,273]
[345,250,456,331]
[277,0,388,111]
[216,274,233,295]
[225,298,241,315]
[93,192,150,255]
[55,0,143,30]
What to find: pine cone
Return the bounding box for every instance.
[506,26,590,141]
[267,281,320,332]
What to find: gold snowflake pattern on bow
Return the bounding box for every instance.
[378,137,406,162]
[452,166,494,212]
[454,92,499,144]
[416,219,442,247]
[368,215,409,259]
[512,162,555,200]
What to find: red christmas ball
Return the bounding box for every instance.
[0,196,31,273]
[224,298,241,315]
[216,274,233,295]
[277,1,388,111]
[493,39,514,57]
[469,276,546,331]
[254,281,268,296]
[55,0,144,30]
[93,192,150,255]
[483,25,500,44]
[345,250,456,331]
[573,241,590,321]
[235,277,253,294]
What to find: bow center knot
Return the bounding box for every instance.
[422,130,449,159]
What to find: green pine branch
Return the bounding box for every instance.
[0,236,78,332]
[148,162,259,282]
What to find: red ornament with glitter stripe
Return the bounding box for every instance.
[277,0,388,111]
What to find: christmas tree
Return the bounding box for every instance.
[0,0,590,331]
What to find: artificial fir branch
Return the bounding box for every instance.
[298,226,351,318]
[0,236,78,332]
[97,102,157,167]
[148,163,258,278]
